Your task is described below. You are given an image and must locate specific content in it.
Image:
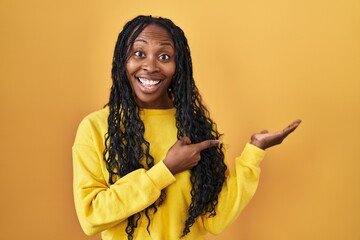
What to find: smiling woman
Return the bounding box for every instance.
[126,24,175,109]
[72,15,300,240]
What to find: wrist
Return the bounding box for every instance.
[250,139,266,150]
[163,158,176,175]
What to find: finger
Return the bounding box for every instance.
[293,119,302,125]
[283,119,302,135]
[288,119,302,129]
[191,160,200,167]
[260,130,269,134]
[194,139,222,152]
[181,136,191,145]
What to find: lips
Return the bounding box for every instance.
[137,77,160,85]
[136,77,161,90]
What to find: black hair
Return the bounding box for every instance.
[103,15,227,239]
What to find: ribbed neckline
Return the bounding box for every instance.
[139,108,176,116]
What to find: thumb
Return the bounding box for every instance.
[181,136,192,145]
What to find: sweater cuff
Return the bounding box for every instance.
[147,161,176,190]
[237,143,266,166]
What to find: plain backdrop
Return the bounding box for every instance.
[0,0,359,239]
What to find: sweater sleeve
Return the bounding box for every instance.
[202,143,265,234]
[72,118,176,236]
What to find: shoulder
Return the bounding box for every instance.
[74,107,109,145]
[82,107,109,124]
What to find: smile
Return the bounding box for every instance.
[137,78,161,86]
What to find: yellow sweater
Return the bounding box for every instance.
[72,107,265,239]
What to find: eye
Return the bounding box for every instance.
[159,54,171,61]
[134,51,145,58]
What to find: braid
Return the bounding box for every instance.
[169,28,227,236]
[104,16,166,240]
[103,15,227,239]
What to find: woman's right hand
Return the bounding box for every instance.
[163,136,221,175]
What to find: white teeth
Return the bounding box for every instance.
[138,78,160,85]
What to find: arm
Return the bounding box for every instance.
[203,119,301,234]
[72,118,175,235]
[202,143,265,234]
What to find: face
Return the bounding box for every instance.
[126,24,176,109]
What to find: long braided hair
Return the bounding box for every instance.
[103,15,227,239]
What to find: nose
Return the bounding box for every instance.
[142,56,159,72]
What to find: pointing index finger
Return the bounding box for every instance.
[194,139,222,152]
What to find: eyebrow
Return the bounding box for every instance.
[134,38,174,47]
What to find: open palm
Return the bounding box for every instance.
[250,119,302,150]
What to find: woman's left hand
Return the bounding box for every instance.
[250,119,302,150]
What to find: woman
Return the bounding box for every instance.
[72,15,301,240]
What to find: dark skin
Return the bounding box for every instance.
[163,119,301,175]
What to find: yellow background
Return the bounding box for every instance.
[1,0,359,239]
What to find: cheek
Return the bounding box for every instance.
[167,62,176,77]
[125,60,135,75]
[126,57,142,76]
[125,61,137,90]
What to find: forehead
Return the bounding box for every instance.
[135,24,173,43]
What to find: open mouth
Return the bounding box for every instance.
[137,77,161,89]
